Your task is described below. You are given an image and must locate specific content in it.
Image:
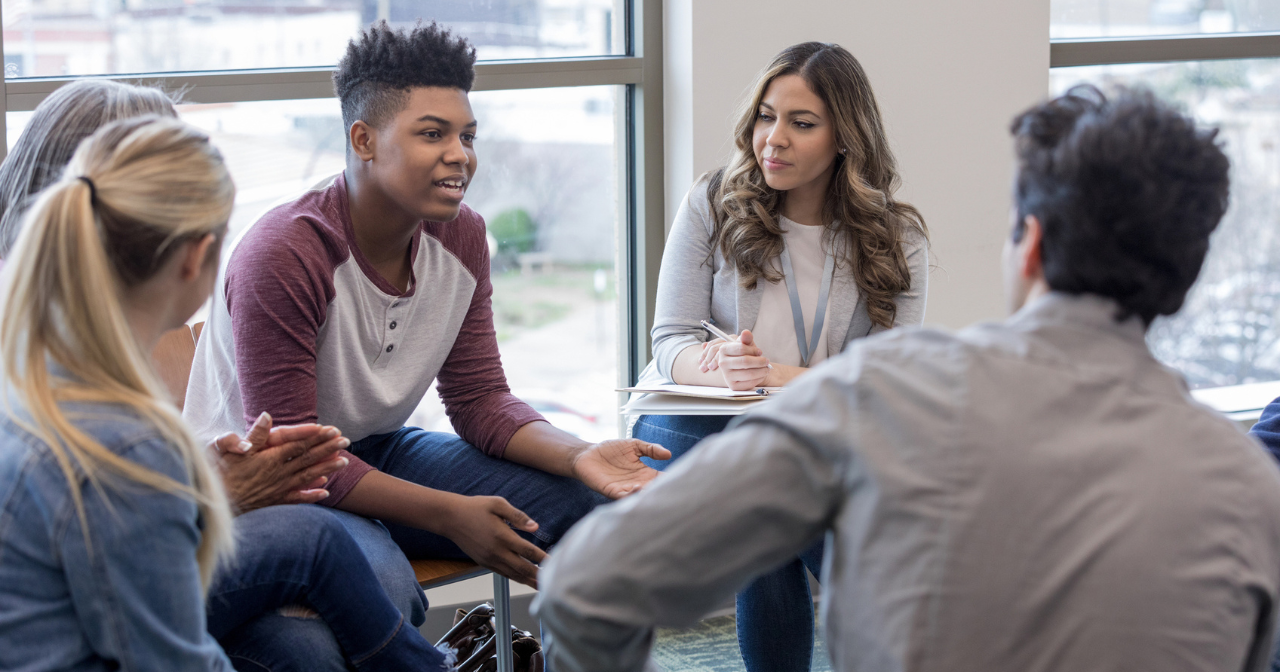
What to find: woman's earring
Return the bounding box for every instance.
[840,148,847,154]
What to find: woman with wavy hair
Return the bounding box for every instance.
[633,42,928,671]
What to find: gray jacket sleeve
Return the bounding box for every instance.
[649,178,718,382]
[533,418,844,672]
[892,225,930,328]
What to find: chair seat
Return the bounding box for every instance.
[411,558,488,589]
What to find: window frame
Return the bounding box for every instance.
[0,0,665,396]
[1052,29,1280,66]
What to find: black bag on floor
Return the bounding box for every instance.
[436,603,544,672]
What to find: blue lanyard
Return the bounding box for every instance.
[778,240,835,368]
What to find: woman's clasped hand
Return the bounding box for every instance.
[696,329,774,390]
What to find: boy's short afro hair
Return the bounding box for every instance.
[333,20,477,133]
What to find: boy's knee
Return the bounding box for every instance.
[220,612,348,672]
[535,480,610,546]
[236,505,349,550]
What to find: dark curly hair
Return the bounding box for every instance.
[333,20,477,135]
[1010,85,1230,326]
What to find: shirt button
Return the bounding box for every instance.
[390,321,397,330]
[386,345,394,353]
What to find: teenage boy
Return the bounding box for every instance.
[535,87,1280,672]
[186,21,668,589]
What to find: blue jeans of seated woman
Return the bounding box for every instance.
[634,414,826,672]
[209,505,445,672]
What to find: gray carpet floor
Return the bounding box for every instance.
[651,615,833,672]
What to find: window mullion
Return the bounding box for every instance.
[1052,31,1280,67]
[4,57,646,111]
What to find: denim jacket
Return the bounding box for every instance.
[0,394,232,671]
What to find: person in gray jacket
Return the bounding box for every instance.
[632,42,928,672]
[537,85,1280,672]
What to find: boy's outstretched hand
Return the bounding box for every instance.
[570,439,671,499]
[504,420,671,499]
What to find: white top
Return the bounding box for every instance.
[638,176,929,388]
[751,216,843,368]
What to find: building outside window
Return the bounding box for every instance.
[1051,0,1280,38]
[1,0,622,77]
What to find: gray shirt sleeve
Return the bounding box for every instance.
[649,178,718,382]
[886,224,929,331]
[533,419,845,672]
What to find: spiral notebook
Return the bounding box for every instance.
[617,383,781,400]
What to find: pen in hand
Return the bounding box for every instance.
[700,319,735,343]
[700,320,773,370]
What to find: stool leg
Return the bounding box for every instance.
[494,573,514,672]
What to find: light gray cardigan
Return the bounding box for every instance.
[641,176,929,384]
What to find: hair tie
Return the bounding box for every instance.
[77,176,97,205]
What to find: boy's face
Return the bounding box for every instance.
[370,86,478,222]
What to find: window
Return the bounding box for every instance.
[1051,2,1280,390]
[1051,59,1280,387]
[407,86,622,440]
[1051,0,1280,38]
[0,0,625,78]
[0,0,661,439]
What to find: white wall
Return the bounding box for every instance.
[664,0,1050,329]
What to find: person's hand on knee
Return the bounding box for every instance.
[440,495,546,588]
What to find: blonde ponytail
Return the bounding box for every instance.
[0,116,235,589]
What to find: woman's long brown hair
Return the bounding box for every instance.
[710,42,926,329]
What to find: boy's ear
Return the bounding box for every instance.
[349,120,376,161]
[1018,214,1045,281]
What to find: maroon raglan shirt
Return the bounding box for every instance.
[184,173,543,504]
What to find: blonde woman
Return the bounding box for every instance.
[634,42,928,671]
[0,117,448,671]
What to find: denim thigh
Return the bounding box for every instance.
[350,427,609,557]
[210,505,425,627]
[326,508,427,625]
[220,612,347,672]
[210,505,430,672]
[633,414,733,470]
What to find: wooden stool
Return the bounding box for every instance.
[412,560,516,672]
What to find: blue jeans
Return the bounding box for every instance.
[349,427,610,556]
[634,414,826,672]
[210,505,444,672]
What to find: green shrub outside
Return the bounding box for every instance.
[488,208,538,254]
